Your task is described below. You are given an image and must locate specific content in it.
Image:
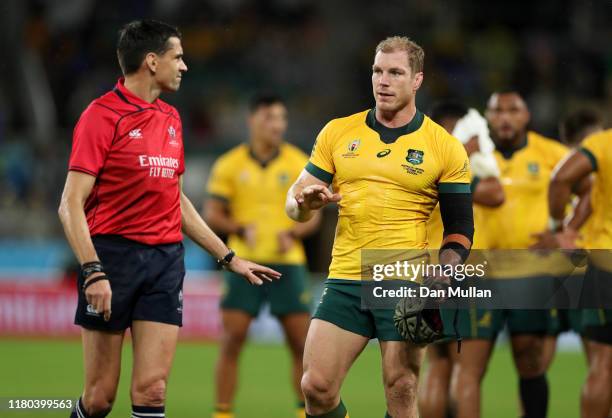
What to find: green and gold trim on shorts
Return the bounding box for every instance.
[313,279,403,341]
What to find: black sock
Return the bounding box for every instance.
[306,399,347,418]
[70,398,111,418]
[519,375,548,418]
[132,405,165,418]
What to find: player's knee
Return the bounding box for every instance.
[301,371,337,407]
[384,372,418,402]
[514,353,544,377]
[83,385,115,415]
[222,331,248,357]
[132,378,167,406]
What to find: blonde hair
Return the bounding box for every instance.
[375,36,424,74]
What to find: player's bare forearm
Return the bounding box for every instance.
[566,177,592,231]
[549,150,593,221]
[286,169,339,222]
[181,192,229,259]
[286,181,314,222]
[203,198,242,236]
[58,171,100,264]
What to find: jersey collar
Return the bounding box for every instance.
[113,78,160,111]
[366,107,424,144]
[248,145,281,168]
[496,133,528,160]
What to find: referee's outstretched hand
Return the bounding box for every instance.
[84,272,112,321]
[296,185,341,211]
[228,256,282,286]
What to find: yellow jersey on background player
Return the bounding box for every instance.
[208,142,309,264]
[308,108,471,279]
[580,130,612,251]
[425,104,504,250]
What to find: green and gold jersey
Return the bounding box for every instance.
[477,131,571,278]
[307,108,471,280]
[580,129,612,251]
[207,143,308,264]
[479,131,568,250]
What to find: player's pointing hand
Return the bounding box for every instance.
[228,256,282,286]
[296,184,341,210]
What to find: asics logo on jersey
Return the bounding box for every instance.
[129,129,143,139]
[377,149,391,158]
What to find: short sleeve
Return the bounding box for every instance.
[438,133,472,193]
[207,156,234,201]
[580,132,606,172]
[305,121,335,184]
[68,104,116,177]
[177,116,185,176]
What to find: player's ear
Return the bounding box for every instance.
[412,71,424,92]
[145,52,158,74]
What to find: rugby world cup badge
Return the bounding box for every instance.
[342,139,361,158]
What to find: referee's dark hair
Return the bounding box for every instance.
[249,93,286,113]
[429,100,468,124]
[117,20,182,75]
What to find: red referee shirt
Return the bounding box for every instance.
[69,78,185,245]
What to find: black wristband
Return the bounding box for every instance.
[217,249,236,269]
[81,261,104,280]
[440,242,470,264]
[82,274,109,291]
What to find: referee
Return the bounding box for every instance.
[58,20,280,418]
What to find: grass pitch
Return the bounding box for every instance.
[0,338,585,417]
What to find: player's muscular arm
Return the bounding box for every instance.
[549,150,594,223]
[58,171,111,321]
[473,177,505,207]
[285,170,340,222]
[180,176,281,285]
[565,176,592,231]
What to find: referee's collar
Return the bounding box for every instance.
[113,78,160,111]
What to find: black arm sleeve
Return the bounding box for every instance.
[439,192,474,246]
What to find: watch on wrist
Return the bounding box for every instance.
[217,249,236,269]
[81,261,104,280]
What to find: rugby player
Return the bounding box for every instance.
[206,94,319,418]
[286,36,474,418]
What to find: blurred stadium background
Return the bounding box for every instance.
[0,0,610,417]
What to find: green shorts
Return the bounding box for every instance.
[442,308,563,340]
[312,279,403,341]
[221,264,311,317]
[582,309,612,328]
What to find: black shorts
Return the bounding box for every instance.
[75,235,185,331]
